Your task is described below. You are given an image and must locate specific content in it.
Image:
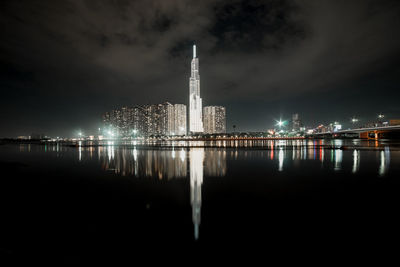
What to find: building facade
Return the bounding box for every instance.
[174,104,187,135]
[203,106,226,134]
[189,44,204,133]
[102,103,186,137]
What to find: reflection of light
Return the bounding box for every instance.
[333,139,343,146]
[313,141,316,160]
[334,149,342,171]
[278,148,284,171]
[133,148,137,160]
[379,147,390,177]
[190,148,204,241]
[352,150,360,174]
[379,151,385,176]
[107,141,115,160]
[78,141,82,161]
[171,150,176,159]
[319,140,324,163]
[180,149,185,162]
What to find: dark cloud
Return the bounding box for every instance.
[0,0,400,136]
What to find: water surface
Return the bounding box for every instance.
[1,139,400,263]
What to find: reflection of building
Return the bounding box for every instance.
[99,147,187,178]
[203,106,226,134]
[97,145,226,182]
[189,44,204,133]
[95,145,228,240]
[204,149,227,176]
[190,148,204,240]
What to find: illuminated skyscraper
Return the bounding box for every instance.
[203,106,226,134]
[189,44,204,133]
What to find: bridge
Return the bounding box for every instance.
[306,125,400,140]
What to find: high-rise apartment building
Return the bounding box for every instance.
[102,103,186,137]
[174,104,187,135]
[203,106,226,134]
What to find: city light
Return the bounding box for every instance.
[276,120,285,127]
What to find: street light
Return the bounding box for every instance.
[351,117,359,128]
[275,119,286,137]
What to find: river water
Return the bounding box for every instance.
[1,139,400,263]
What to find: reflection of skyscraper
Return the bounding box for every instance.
[190,148,204,240]
[189,44,204,133]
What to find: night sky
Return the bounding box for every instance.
[1,0,400,137]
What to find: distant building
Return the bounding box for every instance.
[203,106,226,134]
[292,113,301,131]
[30,133,45,140]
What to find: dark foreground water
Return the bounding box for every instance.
[1,139,400,264]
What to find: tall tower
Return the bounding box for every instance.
[189,44,204,133]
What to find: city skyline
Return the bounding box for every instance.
[1,1,400,137]
[2,1,400,262]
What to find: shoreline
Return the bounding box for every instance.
[1,140,400,151]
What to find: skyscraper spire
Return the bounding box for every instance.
[193,44,196,58]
